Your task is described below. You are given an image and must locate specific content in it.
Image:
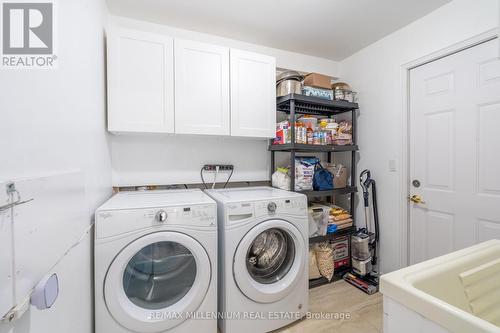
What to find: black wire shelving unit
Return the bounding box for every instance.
[269,93,359,289]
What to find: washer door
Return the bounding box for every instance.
[233,219,305,303]
[104,232,211,333]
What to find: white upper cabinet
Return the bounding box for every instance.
[230,49,276,138]
[106,27,277,138]
[175,39,230,135]
[107,27,174,133]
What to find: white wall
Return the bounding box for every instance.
[108,16,341,187]
[0,0,111,216]
[111,135,270,186]
[0,0,111,331]
[340,0,499,274]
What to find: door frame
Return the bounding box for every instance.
[399,29,498,268]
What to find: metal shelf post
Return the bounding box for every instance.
[290,99,296,192]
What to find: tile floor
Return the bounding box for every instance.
[275,280,383,333]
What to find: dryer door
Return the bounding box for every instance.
[233,219,305,303]
[104,231,211,332]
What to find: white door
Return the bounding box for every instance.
[175,39,230,135]
[105,232,211,333]
[230,49,276,138]
[107,27,174,133]
[409,39,500,264]
[233,220,305,303]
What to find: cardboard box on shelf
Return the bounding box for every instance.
[331,236,350,270]
[304,73,332,89]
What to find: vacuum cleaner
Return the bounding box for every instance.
[343,169,380,295]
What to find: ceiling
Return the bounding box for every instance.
[106,0,451,61]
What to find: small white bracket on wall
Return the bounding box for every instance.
[0,182,34,212]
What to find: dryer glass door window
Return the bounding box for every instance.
[246,228,295,284]
[104,231,211,332]
[123,241,196,310]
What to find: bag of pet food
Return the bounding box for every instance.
[313,242,335,281]
[309,247,322,280]
[294,157,317,191]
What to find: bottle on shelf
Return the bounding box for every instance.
[306,123,314,145]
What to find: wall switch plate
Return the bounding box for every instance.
[203,164,234,172]
[389,159,398,172]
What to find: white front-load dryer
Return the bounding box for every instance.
[205,187,308,333]
[94,189,217,333]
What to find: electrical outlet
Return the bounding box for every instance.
[203,164,234,172]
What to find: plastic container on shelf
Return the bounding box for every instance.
[302,86,334,100]
[325,130,333,145]
[306,124,314,144]
[312,132,320,145]
[294,122,307,144]
[300,116,318,129]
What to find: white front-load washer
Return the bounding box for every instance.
[94,189,217,333]
[205,187,308,333]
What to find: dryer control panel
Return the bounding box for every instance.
[96,204,216,239]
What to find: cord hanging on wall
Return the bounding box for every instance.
[200,164,234,189]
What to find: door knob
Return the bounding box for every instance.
[409,195,426,204]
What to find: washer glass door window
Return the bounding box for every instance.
[246,228,295,285]
[234,219,305,304]
[105,232,211,333]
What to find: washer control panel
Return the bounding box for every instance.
[225,197,307,225]
[256,198,307,217]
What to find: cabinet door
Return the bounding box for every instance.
[107,27,174,133]
[175,39,230,135]
[230,49,276,138]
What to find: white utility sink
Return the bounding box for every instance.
[381,240,500,333]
